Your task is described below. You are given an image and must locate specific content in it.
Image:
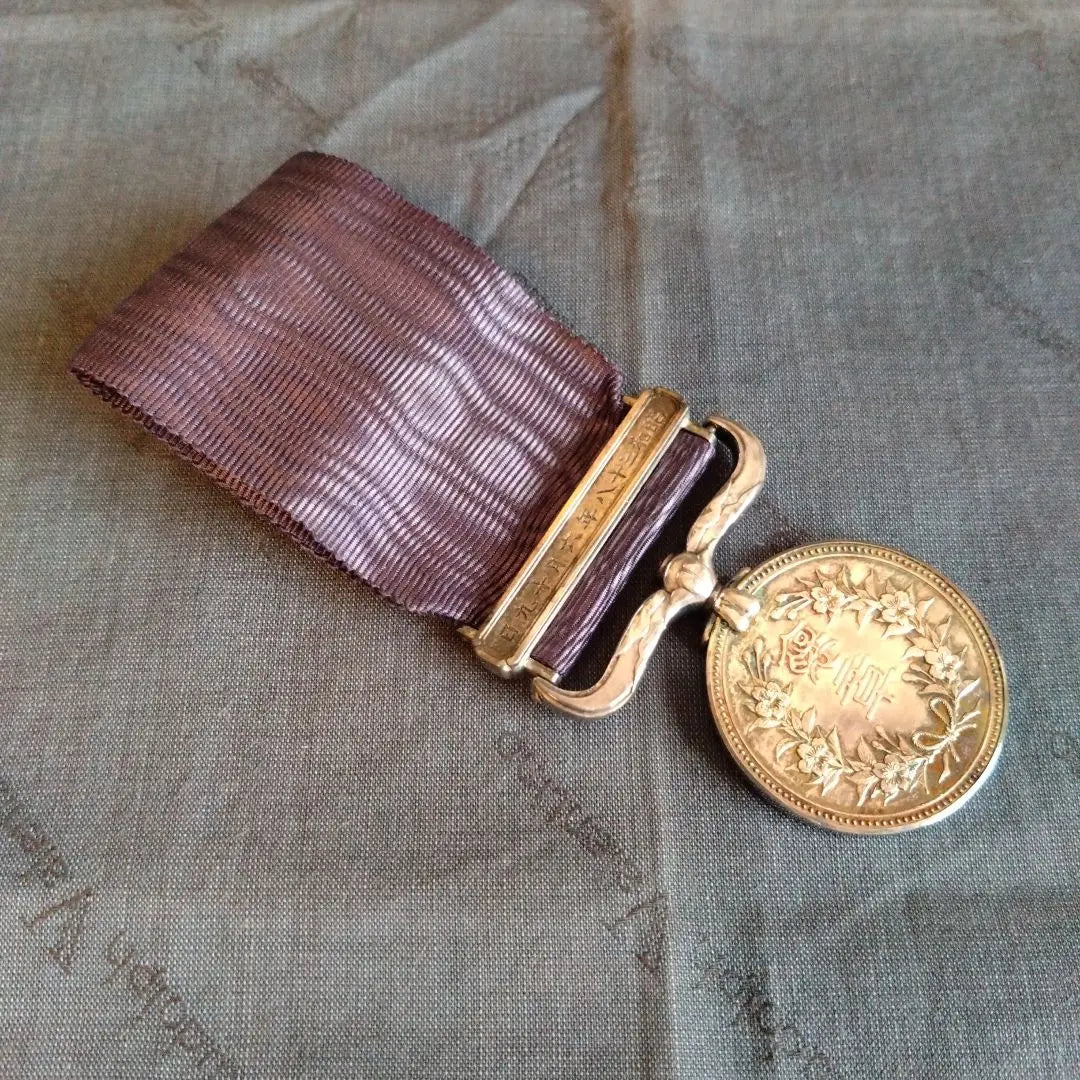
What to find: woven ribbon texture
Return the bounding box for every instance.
[69,152,712,673]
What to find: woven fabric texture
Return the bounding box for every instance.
[1,1,1078,1078]
[69,150,714,674]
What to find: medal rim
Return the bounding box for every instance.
[705,541,1008,835]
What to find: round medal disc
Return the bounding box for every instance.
[706,542,1007,833]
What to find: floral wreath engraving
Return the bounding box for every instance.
[735,563,983,805]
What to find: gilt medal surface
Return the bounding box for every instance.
[706,543,1007,833]
[483,398,1006,832]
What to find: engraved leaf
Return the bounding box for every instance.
[820,771,841,796]
[826,727,844,759]
[622,592,669,648]
[753,637,767,672]
[920,682,952,699]
[918,597,935,620]
[770,598,810,621]
[858,779,878,806]
[775,739,800,762]
[856,739,876,766]
[800,708,818,734]
[956,678,981,702]
[687,479,762,552]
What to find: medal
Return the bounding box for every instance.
[704,542,1006,833]
[70,152,1006,833]
[524,415,1006,833]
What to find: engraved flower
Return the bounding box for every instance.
[751,681,792,724]
[796,737,845,790]
[924,646,963,686]
[796,738,832,777]
[872,754,918,799]
[810,581,848,617]
[877,589,917,632]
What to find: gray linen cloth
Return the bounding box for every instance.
[0,1,1077,1076]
